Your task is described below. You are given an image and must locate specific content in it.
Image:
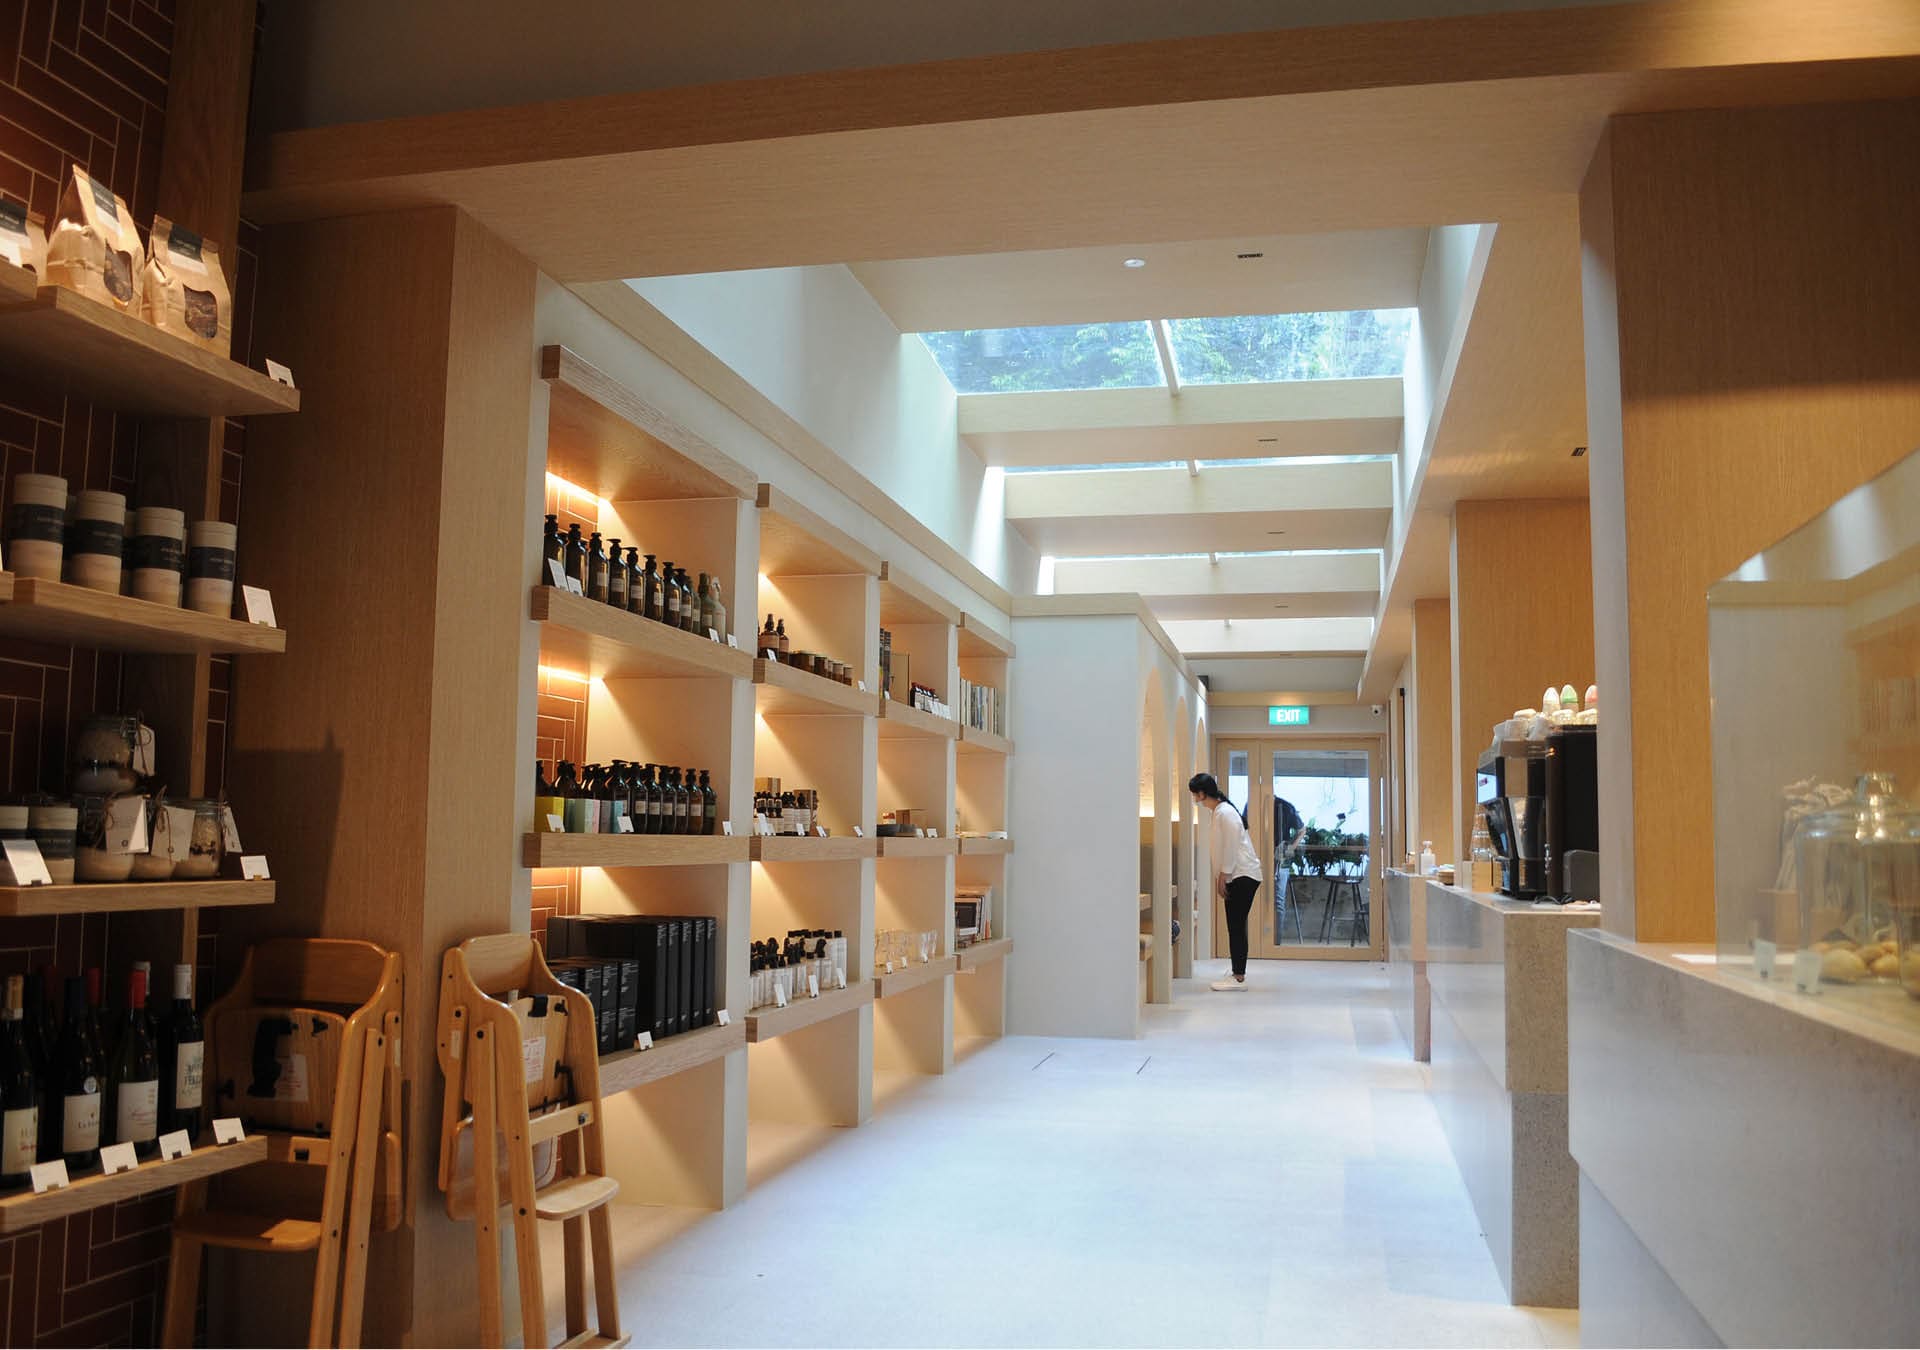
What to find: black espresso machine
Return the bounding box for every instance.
[1476,725,1599,901]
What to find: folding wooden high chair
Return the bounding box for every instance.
[437,933,626,1349]
[162,938,404,1348]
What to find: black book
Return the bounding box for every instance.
[664,921,683,1038]
[611,958,638,1052]
[702,917,719,1024]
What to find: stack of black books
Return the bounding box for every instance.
[546,913,720,1055]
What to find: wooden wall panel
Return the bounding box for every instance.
[1410,597,1457,863]
[1582,98,1920,942]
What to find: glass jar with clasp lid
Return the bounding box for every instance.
[1795,773,1920,991]
[71,713,147,794]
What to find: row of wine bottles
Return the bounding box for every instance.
[535,760,721,836]
[0,964,203,1187]
[540,515,728,637]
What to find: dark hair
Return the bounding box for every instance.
[1188,772,1223,801]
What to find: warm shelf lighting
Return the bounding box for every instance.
[539,665,593,686]
[545,472,608,512]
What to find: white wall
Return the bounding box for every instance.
[631,268,1040,596]
[1399,222,1494,513]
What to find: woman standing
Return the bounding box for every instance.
[1190,773,1262,991]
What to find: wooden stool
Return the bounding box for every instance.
[162,939,403,1348]
[437,933,626,1349]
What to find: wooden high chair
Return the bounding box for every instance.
[162,938,403,1349]
[437,933,626,1349]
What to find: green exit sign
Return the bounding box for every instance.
[1268,705,1311,727]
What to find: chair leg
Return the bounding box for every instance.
[563,1217,588,1341]
[337,1023,391,1348]
[470,1028,506,1349]
[498,1037,548,1350]
[588,1202,622,1342]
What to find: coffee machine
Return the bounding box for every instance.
[1477,726,1599,901]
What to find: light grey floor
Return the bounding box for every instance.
[547,959,1580,1348]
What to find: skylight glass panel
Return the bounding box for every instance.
[1001,460,1184,475]
[1193,455,1395,469]
[917,322,1164,394]
[1167,309,1413,385]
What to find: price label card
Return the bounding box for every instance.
[546,559,567,587]
[106,795,149,854]
[858,680,868,692]
[853,826,864,837]
[928,828,940,838]
[133,724,155,777]
[212,1117,247,1144]
[915,828,927,838]
[808,974,819,999]
[98,1141,139,1176]
[265,358,297,387]
[636,1031,654,1051]
[241,585,276,628]
[566,576,584,595]
[721,820,734,836]
[163,805,196,863]
[814,825,828,839]
[615,815,634,834]
[836,969,847,990]
[716,1009,731,1027]
[2,838,52,886]
[240,855,271,880]
[1753,938,1778,981]
[707,628,719,643]
[545,813,565,832]
[773,984,788,1009]
[726,634,739,649]
[1793,948,1824,994]
[157,1130,193,1161]
[885,961,894,975]
[29,1160,69,1194]
[220,805,243,854]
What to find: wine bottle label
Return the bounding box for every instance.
[175,1041,205,1110]
[63,1092,100,1152]
[115,1079,158,1143]
[2,1105,37,1175]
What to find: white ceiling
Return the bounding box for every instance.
[1189,655,1367,693]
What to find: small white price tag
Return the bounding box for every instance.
[636,1031,654,1050]
[98,1141,138,1175]
[716,1009,731,1026]
[858,680,868,692]
[853,826,864,837]
[29,1160,69,1193]
[105,795,149,854]
[157,1130,193,1161]
[264,358,296,387]
[814,825,827,839]
[773,984,788,1009]
[1753,938,1777,980]
[545,813,564,832]
[566,577,584,596]
[726,634,739,649]
[885,961,894,975]
[615,815,634,834]
[928,828,940,839]
[163,805,196,863]
[1793,948,1824,994]
[915,828,927,838]
[707,628,718,643]
[133,724,155,777]
[212,1117,247,1144]
[2,839,52,886]
[721,820,734,836]
[241,585,276,627]
[808,973,819,999]
[836,969,847,990]
[239,854,270,880]
[546,559,567,587]
[220,805,243,853]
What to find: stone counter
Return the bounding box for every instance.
[1385,869,1429,1061]
[1569,931,1920,1347]
[1425,880,1601,1309]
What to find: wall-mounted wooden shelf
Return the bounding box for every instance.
[957,725,1013,756]
[749,835,877,862]
[877,698,959,740]
[598,1021,744,1095]
[0,1135,269,1233]
[756,484,881,578]
[874,953,956,999]
[1,261,35,304]
[0,572,14,603]
[958,614,1016,659]
[752,659,872,716]
[532,586,753,682]
[956,937,1014,972]
[957,836,1013,856]
[875,835,957,858]
[745,980,872,1043]
[878,562,960,627]
[0,284,300,419]
[541,344,755,502]
[522,832,748,868]
[0,577,286,656]
[0,879,274,918]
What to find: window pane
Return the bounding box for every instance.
[917,322,1164,393]
[1167,309,1413,385]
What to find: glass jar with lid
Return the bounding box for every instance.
[1795,773,1920,989]
[71,713,144,794]
[171,799,224,879]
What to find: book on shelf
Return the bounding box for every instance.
[959,677,1008,737]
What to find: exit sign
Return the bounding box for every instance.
[1268,706,1311,727]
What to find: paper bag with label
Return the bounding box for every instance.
[44,166,145,312]
[0,198,47,279]
[209,1005,343,1134]
[143,216,232,357]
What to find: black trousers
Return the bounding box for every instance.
[1223,875,1261,977]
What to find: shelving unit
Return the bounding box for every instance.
[958,836,1014,856]
[753,660,872,717]
[877,697,960,740]
[598,1021,746,1094]
[749,835,876,862]
[0,879,274,917]
[746,981,872,1043]
[0,578,287,655]
[522,833,748,868]
[875,835,957,858]
[0,1136,270,1233]
[874,954,957,999]
[543,345,756,504]
[533,586,753,681]
[954,610,1014,1055]
[958,725,1014,757]
[956,937,1013,972]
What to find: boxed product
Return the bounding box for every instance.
[0,198,46,279]
[45,166,144,312]
[143,216,232,356]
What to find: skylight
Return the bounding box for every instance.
[1166,309,1413,385]
[1001,460,1184,475]
[917,322,1163,394]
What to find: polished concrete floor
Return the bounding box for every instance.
[547,959,1579,1348]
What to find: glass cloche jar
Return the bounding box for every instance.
[1795,773,1920,990]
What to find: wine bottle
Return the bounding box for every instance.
[1,975,39,1188]
[158,964,204,1140]
[84,967,106,1065]
[57,977,101,1171]
[107,967,159,1157]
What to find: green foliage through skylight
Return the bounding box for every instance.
[1167,310,1412,384]
[917,322,1162,393]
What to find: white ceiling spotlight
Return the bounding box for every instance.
[1122,257,1147,268]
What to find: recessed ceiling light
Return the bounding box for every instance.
[1122,257,1147,269]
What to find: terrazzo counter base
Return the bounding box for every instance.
[1568,931,1920,1347]
[1426,880,1600,1309]
[1386,869,1430,1061]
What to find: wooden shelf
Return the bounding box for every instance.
[0,572,13,603]
[957,724,1013,756]
[745,980,872,1043]
[875,835,957,858]
[597,1021,744,1095]
[0,262,35,304]
[533,586,751,681]
[0,879,273,917]
[957,836,1013,856]
[956,937,1014,972]
[522,832,748,868]
[541,345,754,502]
[0,577,287,656]
[0,284,299,419]
[878,562,960,626]
[752,659,872,716]
[756,484,880,577]
[874,953,956,999]
[877,697,959,740]
[749,835,876,862]
[958,614,1016,659]
[0,1135,269,1233]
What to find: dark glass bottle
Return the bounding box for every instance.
[57,977,101,1172]
[678,570,697,632]
[540,514,563,585]
[158,964,204,1141]
[1,975,38,1188]
[586,532,609,602]
[625,548,644,614]
[775,619,790,659]
[642,555,662,622]
[563,523,586,590]
[556,760,585,834]
[107,967,159,1157]
[761,615,779,660]
[647,766,667,836]
[672,769,692,835]
[661,561,681,628]
[696,573,714,634]
[699,770,719,836]
[21,971,50,1086]
[606,539,627,610]
[83,968,106,1066]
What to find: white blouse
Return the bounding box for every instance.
[1210,800,1263,884]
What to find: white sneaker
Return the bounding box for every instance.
[1210,977,1248,992]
